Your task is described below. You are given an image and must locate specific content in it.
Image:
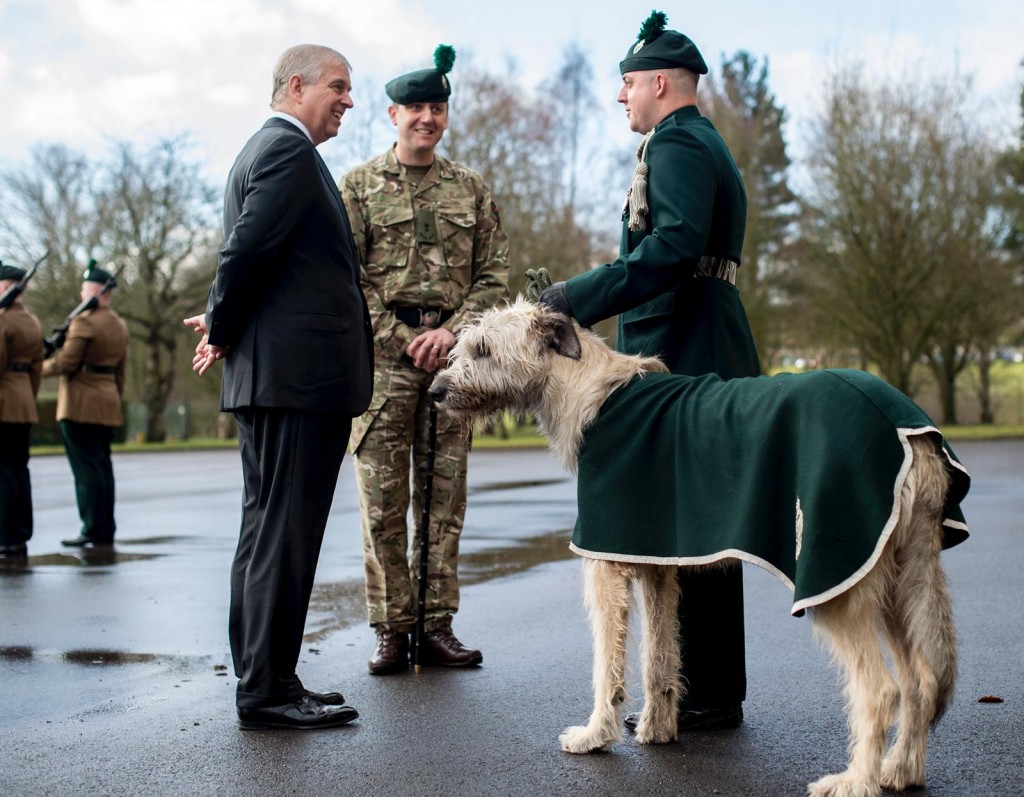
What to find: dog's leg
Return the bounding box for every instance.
[560,558,631,753]
[634,564,681,744]
[808,586,898,797]
[880,440,956,791]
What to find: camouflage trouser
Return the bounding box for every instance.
[352,357,469,634]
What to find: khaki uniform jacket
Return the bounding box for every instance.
[43,304,128,426]
[340,146,509,448]
[0,299,44,423]
[341,146,509,360]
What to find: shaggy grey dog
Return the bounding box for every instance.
[430,299,964,797]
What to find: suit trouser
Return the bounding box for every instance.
[0,422,33,546]
[676,563,746,709]
[230,407,350,709]
[60,420,116,542]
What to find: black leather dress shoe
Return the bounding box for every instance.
[305,689,345,705]
[624,705,742,733]
[61,536,111,548]
[368,631,409,675]
[237,695,358,730]
[416,627,482,668]
[0,543,28,557]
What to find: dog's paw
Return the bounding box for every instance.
[634,720,676,745]
[559,725,611,754]
[880,758,925,791]
[807,773,880,797]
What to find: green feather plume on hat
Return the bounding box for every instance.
[434,44,456,75]
[637,10,668,42]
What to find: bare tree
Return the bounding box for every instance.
[540,42,598,225]
[0,145,107,321]
[799,66,1004,403]
[443,64,596,297]
[99,137,220,441]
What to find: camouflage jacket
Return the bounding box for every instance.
[340,146,509,359]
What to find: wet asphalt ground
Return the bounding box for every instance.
[1,441,1021,796]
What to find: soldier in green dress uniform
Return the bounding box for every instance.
[540,11,759,731]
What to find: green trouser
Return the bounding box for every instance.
[353,360,469,634]
[0,422,33,546]
[60,420,116,542]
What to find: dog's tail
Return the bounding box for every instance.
[898,436,959,724]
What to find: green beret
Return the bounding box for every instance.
[0,262,27,281]
[386,44,456,104]
[619,10,708,75]
[83,259,116,286]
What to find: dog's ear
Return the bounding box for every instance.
[535,312,582,361]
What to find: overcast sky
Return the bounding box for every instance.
[1,0,1021,187]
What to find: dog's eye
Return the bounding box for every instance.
[475,342,490,359]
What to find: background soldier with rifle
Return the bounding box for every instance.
[0,256,46,558]
[43,259,128,548]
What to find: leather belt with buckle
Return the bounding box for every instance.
[391,306,454,329]
[80,363,117,375]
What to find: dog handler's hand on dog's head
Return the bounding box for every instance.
[538,282,574,318]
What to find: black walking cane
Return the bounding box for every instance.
[413,398,439,674]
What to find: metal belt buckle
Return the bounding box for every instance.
[420,309,440,329]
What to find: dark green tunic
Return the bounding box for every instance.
[564,105,758,378]
[571,370,970,615]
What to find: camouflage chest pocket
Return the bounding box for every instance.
[436,199,477,287]
[366,202,415,268]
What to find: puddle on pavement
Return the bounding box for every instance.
[62,649,160,665]
[0,646,161,665]
[469,478,567,494]
[303,529,575,641]
[115,536,191,546]
[0,550,161,570]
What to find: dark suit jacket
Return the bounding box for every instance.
[207,118,373,414]
[565,105,759,379]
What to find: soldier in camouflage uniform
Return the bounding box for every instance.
[340,45,509,675]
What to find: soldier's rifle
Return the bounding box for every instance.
[0,250,49,311]
[44,267,121,357]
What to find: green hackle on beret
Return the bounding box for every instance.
[386,44,456,105]
[83,258,116,286]
[619,10,708,75]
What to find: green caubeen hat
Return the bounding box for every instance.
[83,258,116,286]
[0,260,28,281]
[385,44,457,104]
[619,10,708,75]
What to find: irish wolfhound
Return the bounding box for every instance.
[429,299,970,797]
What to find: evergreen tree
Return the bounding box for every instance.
[699,51,798,366]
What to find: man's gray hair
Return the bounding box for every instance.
[271,44,351,107]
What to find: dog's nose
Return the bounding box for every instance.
[428,381,447,403]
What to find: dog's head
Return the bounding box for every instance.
[429,298,581,420]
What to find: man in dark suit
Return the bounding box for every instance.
[540,13,759,732]
[184,44,373,731]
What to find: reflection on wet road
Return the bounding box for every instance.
[304,528,576,640]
